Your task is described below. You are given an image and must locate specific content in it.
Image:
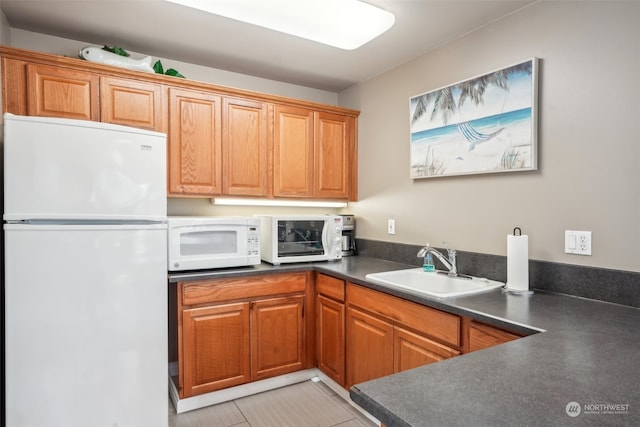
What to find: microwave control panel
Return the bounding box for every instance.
[248,227,260,256]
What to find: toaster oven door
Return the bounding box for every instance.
[276,219,326,257]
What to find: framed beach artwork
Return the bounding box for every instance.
[409,58,538,179]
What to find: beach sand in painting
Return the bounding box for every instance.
[410,110,533,178]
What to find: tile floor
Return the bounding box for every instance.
[169,380,378,427]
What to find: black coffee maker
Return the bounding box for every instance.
[340,215,356,256]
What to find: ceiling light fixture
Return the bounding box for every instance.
[165,0,395,50]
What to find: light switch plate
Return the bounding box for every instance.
[565,230,592,255]
[387,219,396,235]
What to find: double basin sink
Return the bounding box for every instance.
[365,268,505,298]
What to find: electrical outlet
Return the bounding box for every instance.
[387,219,396,235]
[565,230,592,255]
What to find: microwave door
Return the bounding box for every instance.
[181,228,240,256]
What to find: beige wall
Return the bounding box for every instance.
[0,10,9,44]
[339,1,640,272]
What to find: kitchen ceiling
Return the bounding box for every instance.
[1,0,537,92]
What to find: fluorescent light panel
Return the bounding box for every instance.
[166,0,395,50]
[212,198,347,208]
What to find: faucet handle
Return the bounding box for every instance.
[443,242,456,259]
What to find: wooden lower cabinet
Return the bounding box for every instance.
[251,295,305,381]
[345,283,462,389]
[345,307,461,388]
[317,295,346,386]
[177,273,309,398]
[316,274,347,386]
[394,326,460,373]
[346,306,393,388]
[182,302,250,398]
[466,320,521,352]
[176,272,525,400]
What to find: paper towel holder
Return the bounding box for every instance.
[503,226,534,296]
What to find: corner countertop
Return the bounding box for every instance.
[169,256,640,426]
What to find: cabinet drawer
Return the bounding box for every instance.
[181,272,306,306]
[347,283,461,348]
[317,274,345,302]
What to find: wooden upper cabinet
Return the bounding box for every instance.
[314,111,353,199]
[168,87,222,196]
[222,97,270,197]
[1,46,359,201]
[26,63,99,121]
[273,104,314,197]
[100,76,165,132]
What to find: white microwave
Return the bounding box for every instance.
[258,215,343,265]
[168,217,261,271]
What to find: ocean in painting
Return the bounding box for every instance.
[410,107,533,178]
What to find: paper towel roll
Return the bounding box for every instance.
[506,233,529,292]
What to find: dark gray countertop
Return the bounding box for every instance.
[169,256,640,426]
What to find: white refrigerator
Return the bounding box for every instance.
[3,114,168,427]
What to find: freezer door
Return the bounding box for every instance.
[3,114,166,221]
[4,223,168,427]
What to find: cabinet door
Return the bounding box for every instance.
[251,295,305,381]
[223,97,269,196]
[273,104,314,197]
[317,295,345,386]
[394,327,460,373]
[168,88,222,196]
[314,111,352,199]
[100,76,165,131]
[346,307,393,389]
[182,302,250,397]
[468,321,521,352]
[26,63,99,121]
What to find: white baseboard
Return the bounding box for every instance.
[169,368,317,414]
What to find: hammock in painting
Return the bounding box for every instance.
[457,121,504,151]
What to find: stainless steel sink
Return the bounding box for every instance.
[365,268,504,298]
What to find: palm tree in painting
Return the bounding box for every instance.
[411,61,532,126]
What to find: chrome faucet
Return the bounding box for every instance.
[417,243,458,277]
